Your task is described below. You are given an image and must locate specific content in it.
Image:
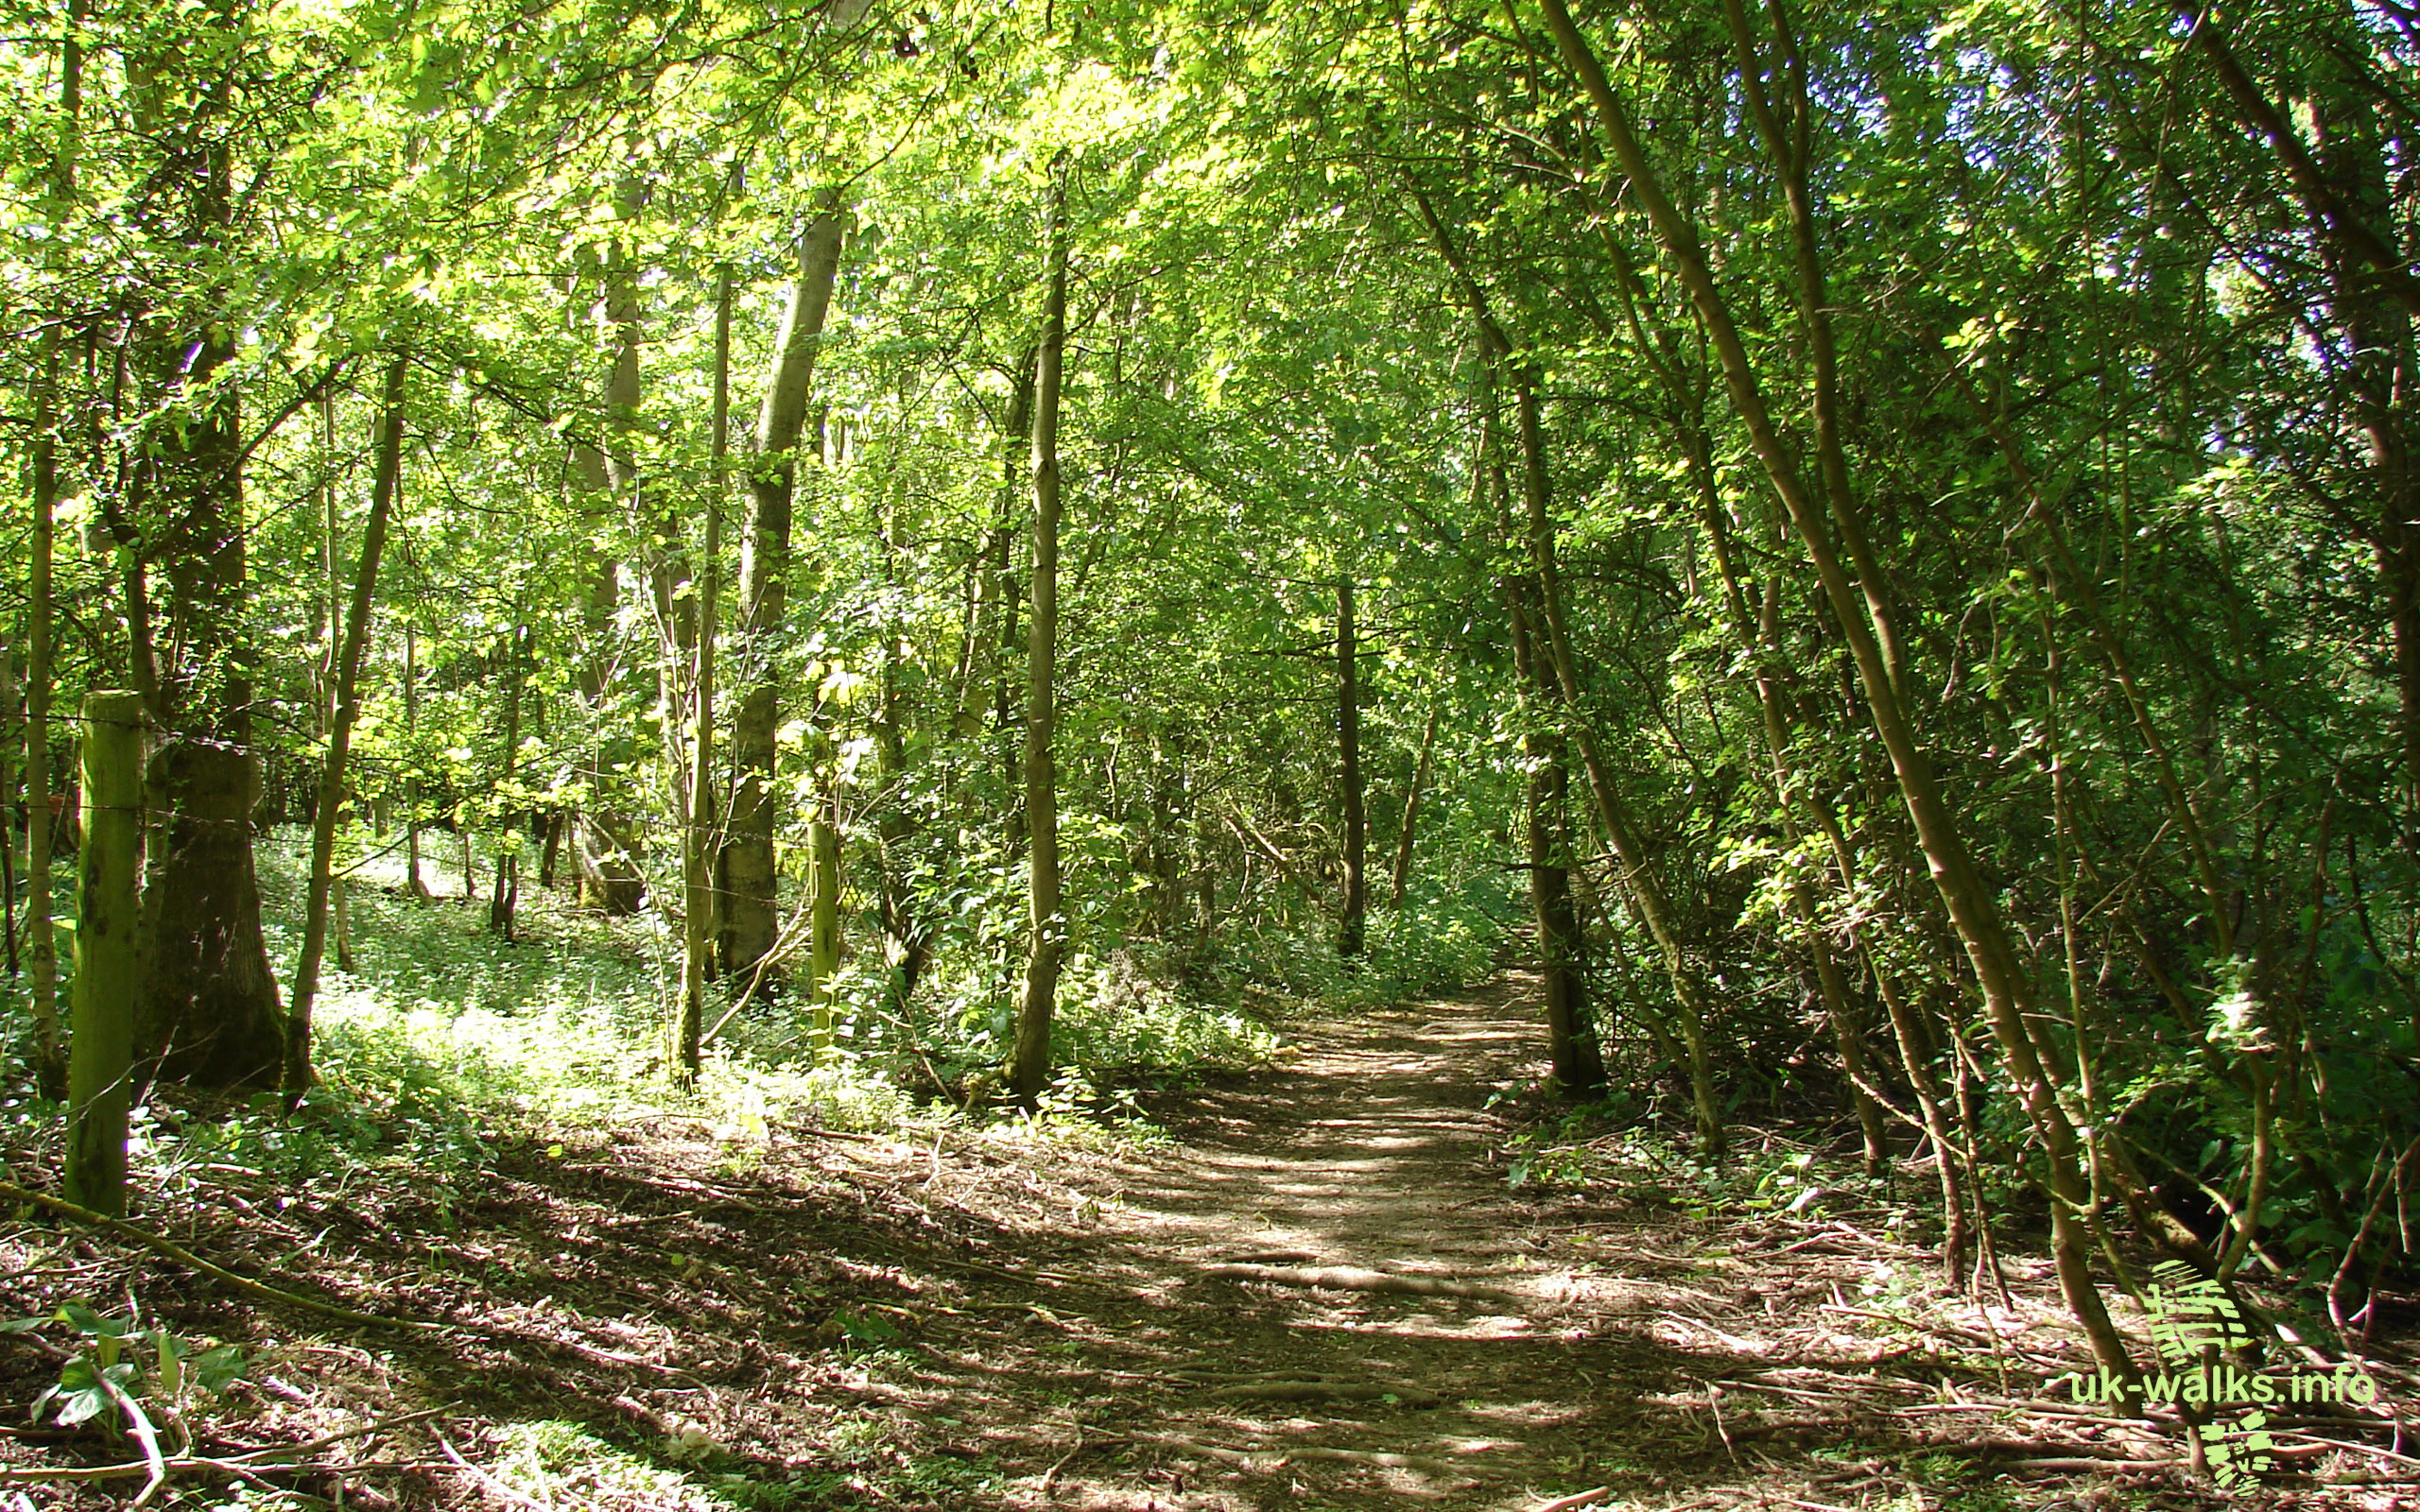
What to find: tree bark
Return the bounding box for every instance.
[23,0,81,1098]
[1541,0,2134,1390]
[130,55,285,1088]
[1336,579,1367,957]
[1390,704,1439,908]
[1413,185,1719,1148]
[283,352,407,1098]
[26,330,62,1095]
[1012,157,1072,1108]
[675,265,733,1085]
[723,198,848,980]
[1506,345,1720,1154]
[405,627,428,899]
[807,797,842,1050]
[1511,584,1607,1093]
[66,692,144,1216]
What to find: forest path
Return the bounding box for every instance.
[896,971,1663,1511]
[0,966,2183,1511]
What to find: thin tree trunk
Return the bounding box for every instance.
[320,391,339,733]
[23,0,79,1096]
[675,265,733,1085]
[958,352,1035,742]
[1011,157,1071,1108]
[405,627,426,900]
[488,851,518,943]
[1390,703,1439,908]
[807,797,842,1050]
[1507,346,1721,1155]
[1512,585,1607,1092]
[332,871,353,972]
[1,644,16,979]
[26,348,60,1094]
[1541,0,2134,1391]
[723,198,847,980]
[1413,185,1721,1152]
[1337,579,1367,958]
[876,489,931,1019]
[1867,944,1972,1280]
[283,352,407,1098]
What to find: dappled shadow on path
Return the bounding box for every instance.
[5,972,2283,1510]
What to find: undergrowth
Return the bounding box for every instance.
[3,828,1506,1188]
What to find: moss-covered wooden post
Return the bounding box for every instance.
[65,690,144,1216]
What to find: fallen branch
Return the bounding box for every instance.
[1532,1488,1612,1512]
[1201,1263,1523,1304]
[0,1179,441,1332]
[1040,1424,1087,1490]
[2274,1431,2420,1470]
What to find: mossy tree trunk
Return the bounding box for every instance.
[723,198,848,981]
[67,692,145,1215]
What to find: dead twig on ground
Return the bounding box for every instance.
[437,1435,550,1511]
[0,1178,441,1333]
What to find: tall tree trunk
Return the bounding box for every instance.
[26,330,62,1097]
[1336,579,1367,957]
[1,644,16,981]
[131,45,284,1088]
[1505,342,1721,1156]
[1541,0,2134,1391]
[320,391,340,733]
[67,692,144,1216]
[1011,157,1071,1108]
[675,266,733,1085]
[283,352,406,1098]
[1701,494,1892,1179]
[1414,186,1721,1150]
[956,352,1033,745]
[723,198,847,980]
[1390,703,1439,908]
[23,0,82,1097]
[1511,585,1607,1092]
[807,795,842,1050]
[876,490,932,1020]
[405,627,427,899]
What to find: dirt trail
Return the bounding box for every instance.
[897,973,1677,1511]
[7,970,2278,1510]
[881,975,2250,1510]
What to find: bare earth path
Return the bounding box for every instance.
[900,971,1635,1511]
[18,969,2371,1509]
[860,972,2124,1512]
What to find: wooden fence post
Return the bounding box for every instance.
[64,690,143,1216]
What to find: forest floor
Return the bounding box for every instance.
[4,969,2416,1511]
